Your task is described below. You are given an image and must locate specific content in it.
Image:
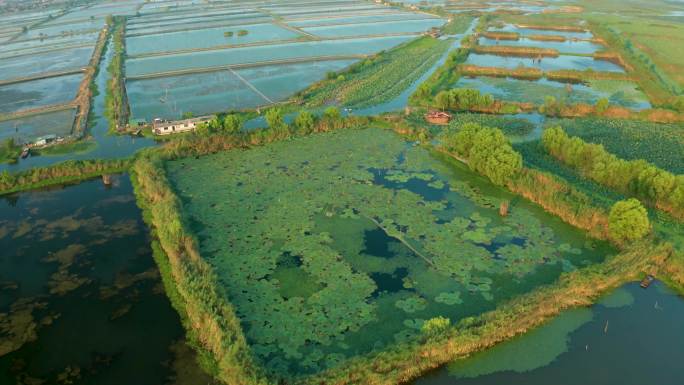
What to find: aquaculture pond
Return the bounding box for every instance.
[125,35,413,77]
[0,74,82,114]
[126,23,301,56]
[414,281,684,385]
[477,37,602,55]
[464,53,625,73]
[300,19,444,38]
[488,25,593,40]
[1,35,154,172]
[0,46,93,82]
[453,77,651,109]
[0,108,75,144]
[288,13,437,28]
[0,176,212,385]
[127,59,355,120]
[166,128,614,378]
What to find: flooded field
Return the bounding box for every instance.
[0,176,211,385]
[166,128,614,378]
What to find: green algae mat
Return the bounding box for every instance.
[166,128,614,378]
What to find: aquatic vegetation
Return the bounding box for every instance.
[447,307,593,378]
[161,127,608,379]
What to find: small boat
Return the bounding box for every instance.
[640,274,655,289]
[20,148,30,159]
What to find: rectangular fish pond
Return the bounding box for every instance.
[477,37,603,55]
[161,127,614,381]
[0,108,75,144]
[464,53,625,73]
[453,76,651,110]
[126,59,355,120]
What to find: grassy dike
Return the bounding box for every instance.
[128,116,679,385]
[0,158,131,195]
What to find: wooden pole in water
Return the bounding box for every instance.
[499,200,509,217]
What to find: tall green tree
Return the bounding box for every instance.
[608,199,650,243]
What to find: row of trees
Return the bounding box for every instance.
[542,126,684,218]
[441,123,522,185]
[434,88,494,112]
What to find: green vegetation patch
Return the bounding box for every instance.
[166,128,610,378]
[301,37,452,108]
[546,117,684,174]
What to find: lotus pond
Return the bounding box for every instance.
[166,128,614,378]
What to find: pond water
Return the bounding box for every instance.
[288,13,437,28]
[413,281,684,385]
[453,76,651,110]
[127,16,273,37]
[489,24,593,40]
[0,176,213,385]
[125,35,413,77]
[127,59,355,121]
[22,19,104,39]
[0,74,81,114]
[126,23,301,56]
[478,37,602,55]
[301,19,444,38]
[465,53,626,73]
[0,46,94,82]
[167,128,614,378]
[0,108,76,144]
[0,32,99,58]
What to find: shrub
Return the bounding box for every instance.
[421,316,451,337]
[608,199,650,243]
